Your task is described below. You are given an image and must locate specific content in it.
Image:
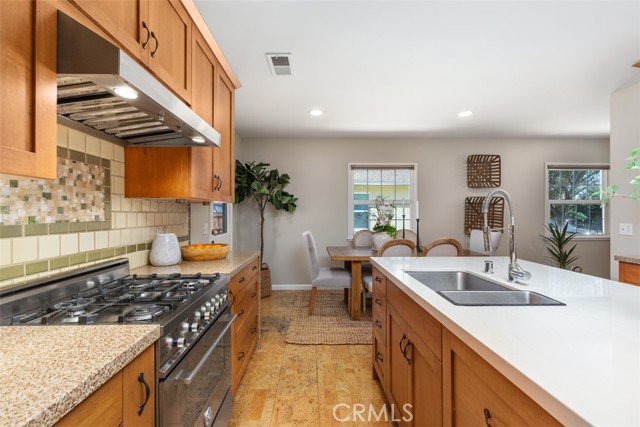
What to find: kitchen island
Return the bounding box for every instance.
[372,256,640,426]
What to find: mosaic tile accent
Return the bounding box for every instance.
[0,157,106,225]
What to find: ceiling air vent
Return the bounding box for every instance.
[266,53,293,76]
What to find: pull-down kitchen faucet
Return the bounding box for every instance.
[482,189,531,282]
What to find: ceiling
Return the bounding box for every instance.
[194,0,640,139]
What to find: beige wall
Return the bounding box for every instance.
[234,137,610,285]
[609,83,640,279]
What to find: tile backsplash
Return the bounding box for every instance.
[0,126,190,291]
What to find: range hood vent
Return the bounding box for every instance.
[57,12,220,147]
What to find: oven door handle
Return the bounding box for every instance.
[179,313,237,385]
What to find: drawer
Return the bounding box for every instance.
[231,258,260,294]
[55,372,123,427]
[371,267,387,297]
[232,278,259,335]
[387,280,441,360]
[619,261,640,286]
[443,330,561,427]
[373,333,386,386]
[372,302,385,345]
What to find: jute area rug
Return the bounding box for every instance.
[284,289,372,345]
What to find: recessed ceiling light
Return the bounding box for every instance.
[309,109,323,117]
[191,136,206,143]
[113,86,138,99]
[458,110,473,118]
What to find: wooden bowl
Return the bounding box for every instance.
[180,243,230,261]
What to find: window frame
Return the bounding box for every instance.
[544,163,610,240]
[347,163,418,240]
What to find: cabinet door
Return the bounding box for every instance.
[148,0,192,103]
[212,69,235,203]
[0,0,57,179]
[122,345,155,427]
[70,0,149,63]
[406,326,442,427]
[387,303,411,426]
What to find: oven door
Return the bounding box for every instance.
[159,309,237,427]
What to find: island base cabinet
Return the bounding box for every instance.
[442,329,561,427]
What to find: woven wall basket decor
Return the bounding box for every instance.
[464,196,505,235]
[467,154,501,188]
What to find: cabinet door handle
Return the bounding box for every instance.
[484,408,493,427]
[376,351,384,362]
[228,290,235,305]
[237,351,245,360]
[150,32,159,57]
[238,308,245,316]
[217,176,223,190]
[141,22,151,49]
[374,276,382,283]
[399,334,407,354]
[239,277,246,283]
[374,298,383,306]
[137,372,150,415]
[403,341,412,365]
[374,320,383,329]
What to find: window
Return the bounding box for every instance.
[545,164,609,237]
[347,164,417,239]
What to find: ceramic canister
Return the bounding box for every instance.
[149,233,182,266]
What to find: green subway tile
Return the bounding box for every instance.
[104,189,111,202]
[70,254,87,265]
[87,251,102,262]
[87,221,101,231]
[127,245,137,254]
[49,222,69,235]
[146,242,152,250]
[25,260,48,275]
[101,221,111,230]
[104,204,111,221]
[104,169,111,187]
[101,248,115,259]
[137,243,146,251]
[57,147,68,159]
[0,225,23,238]
[0,265,24,281]
[50,256,70,269]
[70,222,86,232]
[69,150,85,162]
[87,155,100,166]
[101,158,111,169]
[25,224,48,236]
[115,246,126,256]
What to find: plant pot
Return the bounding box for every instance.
[260,263,272,298]
[372,232,393,251]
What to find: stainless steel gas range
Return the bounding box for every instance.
[0,258,235,427]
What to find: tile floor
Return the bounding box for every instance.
[229,291,393,427]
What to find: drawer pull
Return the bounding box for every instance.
[252,265,258,271]
[237,351,245,360]
[376,351,384,362]
[484,408,493,427]
[374,298,383,306]
[251,327,257,334]
[374,320,383,329]
[137,372,150,415]
[238,309,245,316]
[239,277,246,283]
[228,290,235,305]
[251,292,257,298]
[374,276,382,283]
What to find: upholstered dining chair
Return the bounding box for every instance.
[352,229,374,247]
[469,229,502,255]
[302,230,352,315]
[423,237,463,256]
[361,239,417,312]
[397,229,421,247]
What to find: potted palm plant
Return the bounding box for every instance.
[541,222,579,269]
[235,160,298,297]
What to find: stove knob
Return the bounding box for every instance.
[181,322,189,332]
[205,301,212,309]
[200,306,207,313]
[190,322,199,332]
[214,301,220,310]
[174,337,186,348]
[203,311,211,321]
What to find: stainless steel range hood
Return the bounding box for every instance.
[57,12,220,147]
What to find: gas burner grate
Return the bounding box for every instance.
[124,304,169,322]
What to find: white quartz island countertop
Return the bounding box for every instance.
[371,256,640,427]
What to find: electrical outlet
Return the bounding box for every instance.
[619,223,633,236]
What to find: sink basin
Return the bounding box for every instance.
[405,270,511,292]
[438,290,565,306]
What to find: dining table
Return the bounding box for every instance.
[326,245,483,320]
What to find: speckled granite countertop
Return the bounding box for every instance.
[131,250,260,276]
[0,325,160,427]
[614,255,640,265]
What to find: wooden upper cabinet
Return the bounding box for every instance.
[0,0,57,179]
[71,0,191,104]
[213,69,235,203]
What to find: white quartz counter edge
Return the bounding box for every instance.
[0,325,160,427]
[371,256,640,427]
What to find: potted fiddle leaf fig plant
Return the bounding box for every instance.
[540,222,579,270]
[235,160,298,297]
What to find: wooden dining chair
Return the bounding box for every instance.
[362,239,417,312]
[397,229,421,247]
[302,230,352,315]
[423,237,463,256]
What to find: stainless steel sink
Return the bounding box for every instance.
[438,290,565,306]
[405,271,511,292]
[405,270,564,306]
